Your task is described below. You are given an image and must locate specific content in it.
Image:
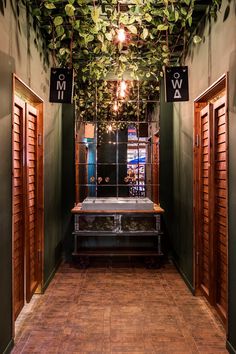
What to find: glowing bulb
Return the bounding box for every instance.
[117,28,126,42]
[120,80,127,91]
[107,125,113,132]
[119,80,127,98]
[113,101,118,111]
[120,89,126,98]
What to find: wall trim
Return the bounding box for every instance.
[3,339,14,354]
[42,257,62,293]
[170,257,195,294]
[194,73,227,103]
[227,340,236,354]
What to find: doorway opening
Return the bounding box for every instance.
[194,74,228,328]
[12,75,44,327]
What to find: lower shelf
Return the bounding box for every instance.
[72,248,163,257]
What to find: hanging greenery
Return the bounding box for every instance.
[20,0,221,122]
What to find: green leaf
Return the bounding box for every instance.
[157,24,169,31]
[53,16,63,26]
[162,44,169,52]
[44,2,56,10]
[163,8,169,17]
[48,41,60,49]
[180,7,187,16]
[119,13,129,25]
[127,25,137,35]
[59,47,68,56]
[145,13,152,22]
[91,6,101,23]
[119,54,127,62]
[56,25,65,36]
[193,35,202,44]
[65,4,75,16]
[97,33,104,42]
[105,32,113,41]
[175,10,179,22]
[101,43,107,52]
[74,20,80,31]
[87,34,94,42]
[128,15,136,24]
[141,28,149,40]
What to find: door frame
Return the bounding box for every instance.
[12,74,44,331]
[193,73,228,327]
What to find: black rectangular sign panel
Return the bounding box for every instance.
[49,68,74,104]
[165,66,189,102]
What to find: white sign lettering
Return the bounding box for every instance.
[171,72,183,99]
[57,74,66,100]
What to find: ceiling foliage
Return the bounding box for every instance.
[21,0,221,121]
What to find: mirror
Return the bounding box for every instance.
[75,80,160,204]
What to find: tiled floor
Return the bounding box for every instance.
[12,258,227,354]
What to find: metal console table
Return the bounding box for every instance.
[71,204,165,262]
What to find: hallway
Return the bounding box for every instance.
[12,259,227,354]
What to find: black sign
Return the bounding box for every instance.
[165,66,189,102]
[49,68,74,104]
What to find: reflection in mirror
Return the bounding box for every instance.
[75,80,160,204]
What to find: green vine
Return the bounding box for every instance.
[19,0,221,123]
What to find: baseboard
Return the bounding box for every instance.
[170,257,195,294]
[227,340,236,354]
[42,257,62,292]
[3,338,14,354]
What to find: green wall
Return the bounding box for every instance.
[43,107,62,289]
[0,3,63,352]
[62,104,75,260]
[161,0,236,351]
[159,83,174,258]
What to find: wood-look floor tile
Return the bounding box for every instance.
[12,259,227,354]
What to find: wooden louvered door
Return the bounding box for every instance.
[195,91,228,326]
[25,104,39,302]
[13,97,25,320]
[13,96,41,319]
[213,96,228,322]
[199,104,213,301]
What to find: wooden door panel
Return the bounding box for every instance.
[199,105,211,298]
[13,97,25,320]
[213,97,228,321]
[25,104,39,303]
[195,93,228,327]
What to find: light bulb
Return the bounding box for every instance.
[107,125,113,132]
[120,89,126,98]
[119,80,127,98]
[117,28,126,42]
[113,101,118,111]
[120,80,127,91]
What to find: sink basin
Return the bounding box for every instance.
[81,197,154,211]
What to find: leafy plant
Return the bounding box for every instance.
[20,0,220,123]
